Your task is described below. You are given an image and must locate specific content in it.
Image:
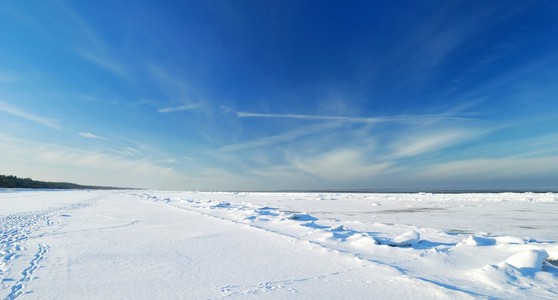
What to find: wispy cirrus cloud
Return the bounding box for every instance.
[148,64,207,114]
[384,2,528,88]
[56,2,129,79]
[223,110,490,178]
[147,64,204,105]
[220,122,341,152]
[78,132,108,141]
[0,101,61,130]
[109,147,143,157]
[158,104,200,113]
[5,2,128,79]
[292,148,393,182]
[236,111,478,124]
[78,51,129,79]
[148,64,189,97]
[388,129,486,158]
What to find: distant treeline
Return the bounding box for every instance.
[0,175,128,190]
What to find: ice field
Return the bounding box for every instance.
[1,190,557,299]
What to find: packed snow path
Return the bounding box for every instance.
[0,190,557,299]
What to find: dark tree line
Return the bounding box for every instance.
[0,175,127,190]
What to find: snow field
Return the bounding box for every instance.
[0,190,557,299]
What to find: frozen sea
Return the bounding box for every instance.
[1,190,557,299]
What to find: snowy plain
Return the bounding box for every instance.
[1,190,557,299]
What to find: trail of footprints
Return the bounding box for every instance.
[1,202,90,299]
[4,244,49,300]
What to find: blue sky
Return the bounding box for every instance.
[1,1,557,190]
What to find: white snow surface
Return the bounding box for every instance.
[1,190,558,299]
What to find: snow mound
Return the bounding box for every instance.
[347,233,378,248]
[494,235,526,244]
[387,230,420,247]
[210,201,231,208]
[461,234,525,246]
[503,249,549,274]
[284,212,317,221]
[329,224,344,231]
[468,248,554,290]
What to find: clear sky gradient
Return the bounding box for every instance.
[1,1,557,190]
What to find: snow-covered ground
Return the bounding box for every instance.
[1,190,557,299]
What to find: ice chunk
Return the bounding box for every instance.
[462,235,496,246]
[387,230,420,247]
[462,235,525,246]
[284,212,317,221]
[347,233,377,248]
[210,201,231,209]
[329,224,344,231]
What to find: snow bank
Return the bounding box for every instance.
[503,249,549,274]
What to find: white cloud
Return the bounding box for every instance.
[389,129,483,158]
[0,101,61,130]
[420,156,558,181]
[0,133,188,190]
[78,132,108,141]
[158,104,200,113]
[293,149,392,182]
